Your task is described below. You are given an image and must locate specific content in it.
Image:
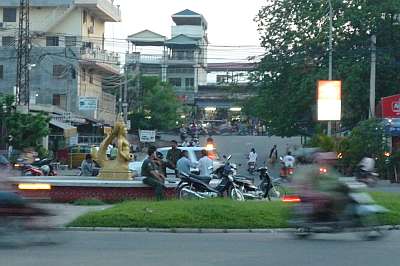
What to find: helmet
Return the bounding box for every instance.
[40,165,50,175]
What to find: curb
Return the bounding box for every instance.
[59,225,400,234]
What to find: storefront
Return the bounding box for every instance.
[378,94,400,152]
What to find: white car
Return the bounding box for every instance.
[129,146,222,177]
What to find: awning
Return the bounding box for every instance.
[49,120,78,138]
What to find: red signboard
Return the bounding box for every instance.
[381,94,400,118]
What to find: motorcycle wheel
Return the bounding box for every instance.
[228,186,245,201]
[177,185,197,200]
[293,227,312,239]
[359,215,385,241]
[269,184,286,200]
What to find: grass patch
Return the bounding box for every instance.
[69,199,291,229]
[69,192,400,229]
[371,192,400,225]
[72,198,107,206]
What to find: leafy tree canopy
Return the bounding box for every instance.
[247,0,400,137]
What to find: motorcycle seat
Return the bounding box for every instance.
[189,174,211,183]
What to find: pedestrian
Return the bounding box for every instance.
[176,150,192,176]
[141,146,166,200]
[110,144,118,160]
[269,144,278,165]
[166,140,181,175]
[198,150,213,176]
[80,154,94,176]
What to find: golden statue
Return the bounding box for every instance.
[94,114,133,180]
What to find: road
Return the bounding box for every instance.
[1,231,400,266]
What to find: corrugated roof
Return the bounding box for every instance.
[173,9,201,16]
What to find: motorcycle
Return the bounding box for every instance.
[0,191,54,244]
[279,157,294,181]
[288,179,388,240]
[234,167,286,200]
[24,160,57,176]
[354,166,378,187]
[247,162,256,175]
[176,155,244,201]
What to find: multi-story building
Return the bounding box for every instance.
[0,0,121,126]
[125,9,208,104]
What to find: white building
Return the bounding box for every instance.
[0,0,121,126]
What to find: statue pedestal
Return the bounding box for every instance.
[97,170,133,180]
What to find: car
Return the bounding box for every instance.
[129,146,222,177]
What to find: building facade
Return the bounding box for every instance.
[125,9,208,104]
[0,0,121,126]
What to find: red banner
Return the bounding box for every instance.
[381,94,400,118]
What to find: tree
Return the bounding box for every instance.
[338,119,389,176]
[247,0,400,136]
[128,76,183,131]
[0,94,50,151]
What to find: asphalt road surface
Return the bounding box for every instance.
[1,231,400,266]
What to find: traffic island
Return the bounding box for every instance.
[11,176,178,202]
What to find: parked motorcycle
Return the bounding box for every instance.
[288,179,388,240]
[176,155,244,201]
[234,167,286,200]
[23,159,57,176]
[247,162,256,175]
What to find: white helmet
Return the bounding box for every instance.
[40,165,50,175]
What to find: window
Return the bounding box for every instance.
[46,36,59,47]
[82,69,86,82]
[65,36,77,47]
[53,94,61,106]
[168,78,181,87]
[89,71,93,84]
[0,65,3,80]
[53,65,67,79]
[1,36,14,47]
[185,78,194,88]
[83,10,87,24]
[3,8,17,22]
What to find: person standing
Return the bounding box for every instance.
[166,140,181,176]
[141,146,166,200]
[176,150,192,176]
[269,144,278,165]
[198,150,213,176]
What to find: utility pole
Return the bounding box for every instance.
[369,34,376,118]
[327,0,333,136]
[16,0,31,111]
[123,65,128,122]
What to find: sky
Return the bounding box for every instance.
[105,0,266,63]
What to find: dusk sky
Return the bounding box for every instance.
[105,0,266,62]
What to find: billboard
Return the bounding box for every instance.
[380,94,400,118]
[139,130,156,143]
[79,96,98,110]
[317,80,342,121]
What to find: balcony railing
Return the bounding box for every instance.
[81,48,120,65]
[125,53,196,65]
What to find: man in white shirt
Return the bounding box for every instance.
[283,152,295,168]
[198,150,213,176]
[248,148,257,163]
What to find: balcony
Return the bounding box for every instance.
[81,48,120,74]
[75,0,121,22]
[125,52,196,66]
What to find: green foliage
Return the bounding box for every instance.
[129,77,183,131]
[248,0,400,136]
[69,194,400,228]
[338,119,389,175]
[0,94,50,150]
[69,199,291,229]
[307,134,336,152]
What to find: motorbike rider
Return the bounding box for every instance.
[359,156,375,174]
[283,152,295,168]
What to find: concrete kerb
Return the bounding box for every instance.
[61,225,400,233]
